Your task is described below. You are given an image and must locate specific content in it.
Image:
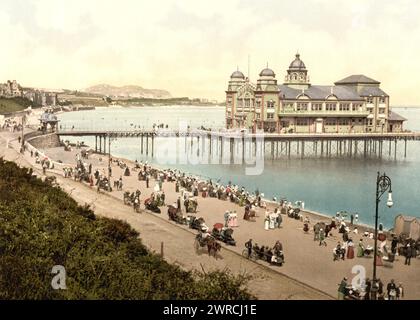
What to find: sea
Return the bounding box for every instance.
[57,106,420,229]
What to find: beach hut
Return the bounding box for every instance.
[393,214,420,239]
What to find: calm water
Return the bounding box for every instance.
[58,106,420,228]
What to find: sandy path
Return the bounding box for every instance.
[0,132,332,300]
[2,130,419,299]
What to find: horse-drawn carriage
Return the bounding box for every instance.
[124,191,141,213]
[144,197,161,213]
[188,216,206,231]
[313,220,337,238]
[98,178,112,191]
[287,207,301,220]
[194,233,221,258]
[211,223,236,246]
[167,204,187,225]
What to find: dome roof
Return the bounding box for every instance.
[259,68,275,77]
[230,70,245,79]
[289,53,306,69]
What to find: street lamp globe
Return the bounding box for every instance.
[387,192,393,208]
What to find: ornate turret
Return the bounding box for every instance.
[256,65,278,92]
[227,67,246,92]
[284,53,310,89]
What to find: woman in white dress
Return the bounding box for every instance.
[269,212,277,229]
[264,210,270,230]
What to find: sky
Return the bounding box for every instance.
[1,0,420,104]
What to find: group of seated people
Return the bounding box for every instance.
[251,241,284,263]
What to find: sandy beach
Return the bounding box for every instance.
[1,128,419,299]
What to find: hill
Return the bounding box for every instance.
[0,97,33,114]
[83,84,172,99]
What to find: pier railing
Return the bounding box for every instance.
[53,127,420,160]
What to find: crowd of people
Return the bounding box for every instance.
[244,239,285,265]
[338,277,405,300]
[24,141,418,300]
[1,118,22,132]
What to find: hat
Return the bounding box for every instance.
[343,277,348,281]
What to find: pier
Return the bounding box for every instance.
[56,129,420,160]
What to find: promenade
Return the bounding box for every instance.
[2,130,419,299]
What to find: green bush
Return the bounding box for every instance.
[0,158,253,300]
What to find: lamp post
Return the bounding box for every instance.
[107,134,117,192]
[21,114,26,152]
[372,171,393,299]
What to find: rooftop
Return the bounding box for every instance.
[335,75,380,85]
[389,111,407,122]
[278,84,364,100]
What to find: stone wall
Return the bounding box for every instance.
[27,133,61,149]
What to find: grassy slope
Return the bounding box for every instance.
[0,159,253,300]
[0,97,32,114]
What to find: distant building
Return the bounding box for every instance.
[394,214,420,240]
[24,90,58,107]
[0,80,23,98]
[226,53,406,133]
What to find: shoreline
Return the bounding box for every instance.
[5,128,419,299]
[96,148,384,233]
[0,131,335,299]
[52,136,383,234]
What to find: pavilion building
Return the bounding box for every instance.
[225,54,406,133]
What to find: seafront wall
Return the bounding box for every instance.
[27,132,61,149]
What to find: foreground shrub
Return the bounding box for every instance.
[0,159,253,300]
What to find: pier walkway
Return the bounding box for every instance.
[56,128,420,159]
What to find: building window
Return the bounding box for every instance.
[256,101,261,108]
[326,103,337,111]
[267,100,275,108]
[267,113,274,119]
[311,103,322,111]
[366,97,373,104]
[297,119,308,126]
[297,103,308,111]
[338,119,348,125]
[368,119,373,126]
[379,97,386,104]
[352,103,362,111]
[325,119,336,126]
[339,103,350,111]
[379,108,385,114]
